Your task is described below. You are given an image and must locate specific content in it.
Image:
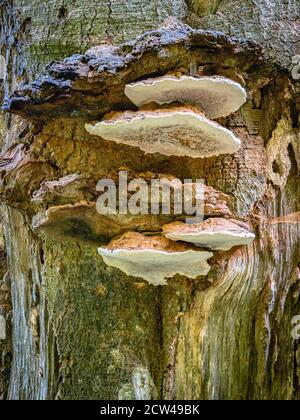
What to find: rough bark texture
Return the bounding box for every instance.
[0,210,11,400]
[187,0,300,70]
[0,0,299,400]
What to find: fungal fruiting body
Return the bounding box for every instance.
[85,75,246,158]
[86,72,251,285]
[125,75,247,119]
[32,202,173,244]
[163,218,255,251]
[98,232,213,286]
[85,106,241,158]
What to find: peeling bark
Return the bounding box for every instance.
[0,211,11,400]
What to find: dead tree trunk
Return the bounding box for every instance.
[0,0,299,400]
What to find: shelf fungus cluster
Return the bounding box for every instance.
[98,232,213,286]
[98,218,255,285]
[30,177,233,244]
[91,74,255,285]
[2,24,260,287]
[85,75,246,158]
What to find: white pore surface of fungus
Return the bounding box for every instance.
[98,248,212,286]
[98,232,213,286]
[163,219,255,251]
[125,75,247,119]
[85,108,241,158]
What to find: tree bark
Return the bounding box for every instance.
[0,0,299,400]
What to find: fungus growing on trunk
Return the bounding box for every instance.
[125,75,247,119]
[85,106,241,158]
[5,22,261,121]
[32,202,173,244]
[163,218,255,250]
[98,232,213,286]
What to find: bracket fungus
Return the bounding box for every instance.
[5,21,261,120]
[163,218,255,251]
[85,105,241,158]
[85,71,246,158]
[32,202,174,245]
[125,75,247,119]
[28,170,233,244]
[98,232,213,286]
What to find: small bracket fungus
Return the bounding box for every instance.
[125,75,247,119]
[85,106,241,158]
[98,232,213,286]
[163,218,255,251]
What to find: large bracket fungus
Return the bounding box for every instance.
[124,75,247,119]
[4,22,261,121]
[32,202,174,245]
[98,232,213,286]
[163,218,255,251]
[85,105,241,158]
